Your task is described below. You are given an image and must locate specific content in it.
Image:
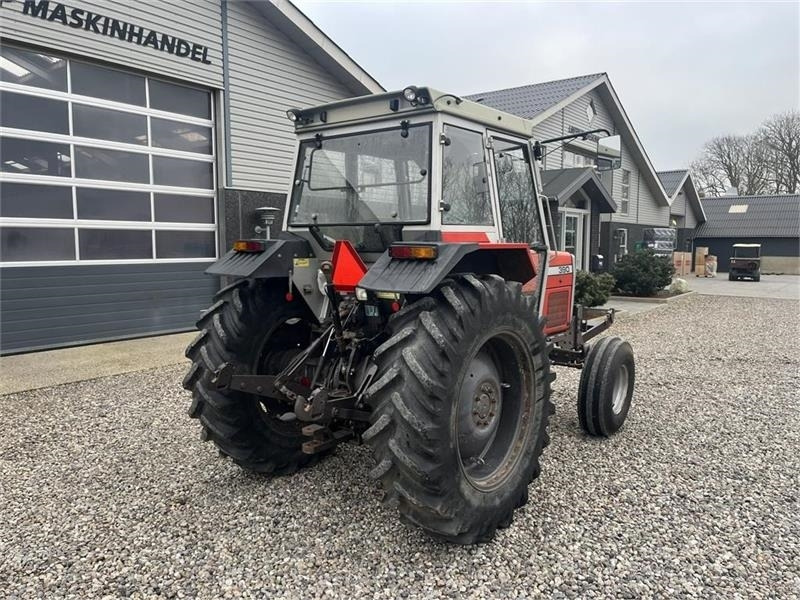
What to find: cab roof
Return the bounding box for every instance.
[290,86,537,139]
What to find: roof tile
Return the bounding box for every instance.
[464,74,605,119]
[656,170,688,197]
[694,194,800,238]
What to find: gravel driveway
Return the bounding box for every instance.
[2,295,798,599]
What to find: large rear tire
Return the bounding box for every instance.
[364,275,554,544]
[183,279,326,474]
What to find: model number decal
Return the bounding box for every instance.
[547,265,573,276]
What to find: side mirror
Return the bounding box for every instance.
[596,134,622,171]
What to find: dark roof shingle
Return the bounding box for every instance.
[464,73,605,119]
[540,167,617,213]
[656,169,688,198]
[695,194,800,238]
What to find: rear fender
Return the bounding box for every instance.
[206,238,329,322]
[357,243,537,295]
[206,238,314,279]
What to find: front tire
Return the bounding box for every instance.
[183,279,325,474]
[364,275,554,544]
[578,336,635,437]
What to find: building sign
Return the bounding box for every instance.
[11,0,212,65]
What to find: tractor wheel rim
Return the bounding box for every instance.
[253,315,314,424]
[455,332,533,492]
[612,364,629,415]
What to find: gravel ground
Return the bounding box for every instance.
[1,295,799,599]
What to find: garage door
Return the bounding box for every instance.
[0,44,218,353]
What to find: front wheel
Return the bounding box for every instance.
[364,275,554,544]
[578,336,635,437]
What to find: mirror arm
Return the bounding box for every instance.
[539,128,611,145]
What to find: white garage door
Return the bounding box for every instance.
[0,44,217,264]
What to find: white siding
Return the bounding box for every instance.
[636,170,669,226]
[0,0,223,87]
[226,1,357,192]
[534,89,668,227]
[534,110,566,170]
[672,190,687,216]
[683,192,699,228]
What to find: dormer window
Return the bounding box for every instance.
[586,99,596,124]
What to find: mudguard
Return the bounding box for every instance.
[206,237,314,279]
[358,242,536,295]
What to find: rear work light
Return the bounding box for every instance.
[388,244,438,260]
[233,240,266,252]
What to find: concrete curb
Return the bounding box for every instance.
[608,290,697,304]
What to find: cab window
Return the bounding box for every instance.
[441,125,493,225]
[492,139,544,245]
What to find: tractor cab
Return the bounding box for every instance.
[284,85,549,260]
[729,243,762,281]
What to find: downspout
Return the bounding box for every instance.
[636,170,640,224]
[222,0,233,188]
[220,0,239,249]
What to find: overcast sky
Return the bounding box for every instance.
[294,0,799,169]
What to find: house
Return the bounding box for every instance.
[466,73,672,270]
[0,0,382,353]
[657,169,707,252]
[694,194,800,274]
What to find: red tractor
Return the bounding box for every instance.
[183,86,635,544]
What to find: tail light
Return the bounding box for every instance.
[233,240,266,252]
[389,244,438,260]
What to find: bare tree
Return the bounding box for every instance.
[691,110,800,197]
[705,134,769,195]
[759,110,800,194]
[690,155,728,197]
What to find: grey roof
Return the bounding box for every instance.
[464,74,605,119]
[540,167,617,213]
[657,169,689,198]
[694,194,800,238]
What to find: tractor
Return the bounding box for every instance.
[183,86,636,544]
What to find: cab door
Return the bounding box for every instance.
[487,133,549,303]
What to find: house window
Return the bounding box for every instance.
[565,150,596,168]
[620,169,631,215]
[586,99,596,124]
[0,45,216,265]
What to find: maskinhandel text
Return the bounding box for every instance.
[20,0,212,64]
